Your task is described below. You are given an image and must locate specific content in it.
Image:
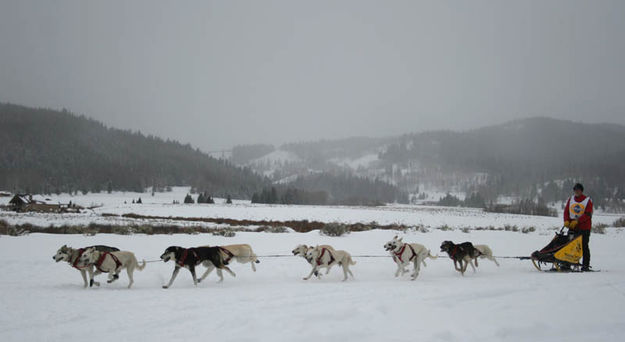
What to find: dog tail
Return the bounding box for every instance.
[349,255,356,265]
[427,250,438,260]
[136,259,146,271]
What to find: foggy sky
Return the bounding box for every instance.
[1,1,624,151]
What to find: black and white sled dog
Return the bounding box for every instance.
[440,240,483,275]
[303,245,356,281]
[53,244,119,288]
[384,236,437,280]
[76,247,146,288]
[160,246,235,288]
[197,244,260,283]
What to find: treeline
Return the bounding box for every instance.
[436,193,556,217]
[251,187,329,205]
[251,172,408,206]
[0,103,267,198]
[436,193,486,208]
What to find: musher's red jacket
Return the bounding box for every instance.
[564,194,593,231]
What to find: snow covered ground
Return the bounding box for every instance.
[1,229,625,341]
[0,187,621,230]
[1,190,625,341]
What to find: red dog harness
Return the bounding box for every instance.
[72,248,88,269]
[177,248,199,267]
[394,244,417,263]
[316,248,335,266]
[218,247,235,264]
[95,252,122,272]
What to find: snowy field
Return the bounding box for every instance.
[1,230,625,342]
[1,189,625,341]
[0,187,621,230]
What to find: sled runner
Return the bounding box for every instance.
[530,228,584,272]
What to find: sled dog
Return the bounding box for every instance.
[384,236,437,280]
[53,244,119,288]
[160,246,235,288]
[303,245,356,281]
[77,247,146,288]
[473,244,499,267]
[197,244,260,283]
[292,244,336,278]
[440,240,482,275]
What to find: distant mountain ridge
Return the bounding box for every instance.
[234,117,625,208]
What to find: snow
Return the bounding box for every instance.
[1,227,625,342]
[329,153,379,170]
[1,190,624,341]
[248,149,301,165]
[1,188,620,232]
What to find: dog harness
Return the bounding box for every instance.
[95,252,122,272]
[316,248,335,266]
[449,246,461,260]
[72,248,88,269]
[177,248,199,267]
[394,244,417,263]
[218,247,235,264]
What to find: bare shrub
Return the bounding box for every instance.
[521,226,536,234]
[320,223,350,237]
[613,217,625,227]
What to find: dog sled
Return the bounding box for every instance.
[530,228,584,272]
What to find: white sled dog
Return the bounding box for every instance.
[472,244,499,268]
[77,247,146,289]
[384,236,437,280]
[303,245,356,281]
[292,244,336,278]
[197,244,260,283]
[53,244,119,288]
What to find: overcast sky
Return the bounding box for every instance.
[1,1,624,151]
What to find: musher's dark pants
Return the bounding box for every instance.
[577,230,591,268]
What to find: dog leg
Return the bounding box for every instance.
[411,258,421,280]
[162,266,181,289]
[107,270,117,283]
[216,268,224,283]
[80,269,88,288]
[395,262,402,277]
[304,266,318,280]
[220,266,236,278]
[190,265,198,286]
[127,267,134,289]
[345,263,354,279]
[250,255,258,272]
[90,269,101,287]
[491,256,500,266]
[198,263,215,283]
[469,258,477,273]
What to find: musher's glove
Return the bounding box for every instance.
[569,220,578,229]
[564,220,570,228]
